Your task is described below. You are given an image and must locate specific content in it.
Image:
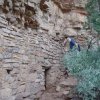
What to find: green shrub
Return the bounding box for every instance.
[63,48,100,100]
[85,0,100,33]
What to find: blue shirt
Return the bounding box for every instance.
[69,38,81,51]
[69,38,75,49]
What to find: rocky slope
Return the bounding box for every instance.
[0,0,88,100]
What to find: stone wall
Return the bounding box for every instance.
[0,0,88,100]
[0,14,66,100]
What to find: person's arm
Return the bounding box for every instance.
[75,43,81,51]
[63,39,67,46]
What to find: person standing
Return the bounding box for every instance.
[63,36,81,52]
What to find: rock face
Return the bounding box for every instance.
[0,0,87,100]
[0,0,87,36]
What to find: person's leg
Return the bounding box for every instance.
[78,44,81,51]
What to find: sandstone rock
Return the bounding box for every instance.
[15,94,23,100]
[0,0,88,100]
[63,91,69,95]
[1,88,12,98]
[64,28,77,36]
[2,28,11,34]
[8,96,16,100]
[27,73,37,82]
[7,0,13,9]
[56,85,61,92]
[21,92,31,98]
[29,0,41,4]
[0,68,3,79]
[60,77,77,87]
[10,68,19,75]
[0,18,8,25]
[24,99,32,100]
[0,0,4,5]
[17,85,26,93]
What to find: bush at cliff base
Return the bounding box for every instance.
[63,48,100,100]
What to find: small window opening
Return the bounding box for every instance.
[6,69,12,74]
[56,32,60,36]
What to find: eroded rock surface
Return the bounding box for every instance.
[0,0,88,100]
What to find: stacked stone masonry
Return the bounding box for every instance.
[0,0,88,100]
[0,14,66,100]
